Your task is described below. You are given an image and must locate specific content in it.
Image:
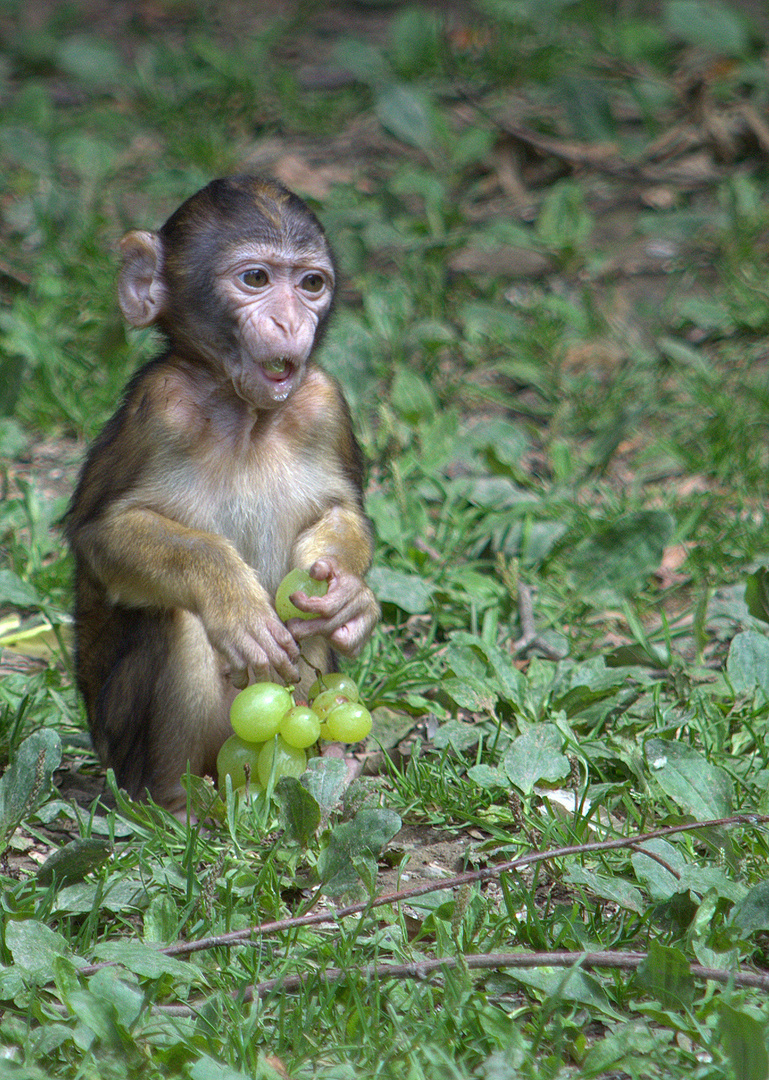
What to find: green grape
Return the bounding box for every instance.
[230,682,293,742]
[279,705,321,749]
[307,672,359,703]
[324,702,373,744]
[274,567,328,621]
[257,735,307,787]
[216,734,263,792]
[311,688,351,721]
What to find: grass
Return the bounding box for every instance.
[3,0,769,1076]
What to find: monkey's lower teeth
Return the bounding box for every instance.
[264,359,289,374]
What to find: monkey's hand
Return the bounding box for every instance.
[286,556,379,657]
[199,577,301,687]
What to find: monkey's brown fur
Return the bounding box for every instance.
[65,176,378,814]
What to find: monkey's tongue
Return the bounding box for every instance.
[261,358,293,382]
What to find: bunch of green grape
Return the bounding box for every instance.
[216,569,373,796]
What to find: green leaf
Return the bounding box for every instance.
[36,838,112,887]
[506,965,620,1019]
[569,512,675,601]
[88,966,144,1030]
[55,35,127,86]
[0,568,42,607]
[433,719,481,752]
[631,839,687,900]
[745,567,769,625]
[375,84,437,152]
[143,895,179,945]
[0,730,62,844]
[730,881,769,935]
[390,368,437,423]
[719,1002,769,1080]
[637,940,694,1009]
[726,630,769,693]
[565,866,645,914]
[440,677,497,713]
[645,738,733,818]
[368,567,436,614]
[274,776,321,846]
[467,764,507,789]
[331,39,390,85]
[91,940,199,982]
[557,76,615,142]
[190,1056,253,1080]
[664,0,752,57]
[318,808,401,898]
[6,919,82,977]
[502,725,571,795]
[301,756,350,816]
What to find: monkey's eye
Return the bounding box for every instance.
[300,273,326,294]
[240,269,269,289]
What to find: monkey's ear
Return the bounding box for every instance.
[117,230,167,328]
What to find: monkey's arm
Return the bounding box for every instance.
[288,504,379,657]
[71,503,301,684]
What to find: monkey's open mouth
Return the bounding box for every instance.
[261,357,295,383]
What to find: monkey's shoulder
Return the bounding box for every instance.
[119,357,214,441]
[278,365,352,441]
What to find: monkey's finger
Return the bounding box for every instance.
[230,666,250,689]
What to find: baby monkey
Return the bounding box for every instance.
[65,175,379,814]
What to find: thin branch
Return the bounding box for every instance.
[73,813,769,976]
[148,949,769,1017]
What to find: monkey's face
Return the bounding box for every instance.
[216,241,335,409]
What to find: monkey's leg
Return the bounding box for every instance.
[93,610,232,815]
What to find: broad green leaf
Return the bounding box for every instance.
[745,567,769,625]
[0,730,62,841]
[631,839,688,900]
[718,1002,769,1080]
[143,895,179,945]
[502,725,570,795]
[190,1056,253,1080]
[375,84,437,152]
[440,678,497,713]
[569,511,674,601]
[536,181,593,250]
[53,878,148,916]
[368,567,436,614]
[37,838,112,886]
[56,35,127,86]
[318,808,401,898]
[301,757,350,816]
[88,967,144,1029]
[645,738,733,818]
[506,965,620,1019]
[565,866,645,914]
[274,776,321,846]
[467,764,507,789]
[730,880,769,935]
[433,719,481,752]
[368,707,416,750]
[664,0,751,57]
[91,940,198,982]
[557,75,615,142]
[390,368,437,423]
[6,920,81,977]
[331,39,389,85]
[726,630,769,693]
[0,568,42,607]
[637,940,694,1009]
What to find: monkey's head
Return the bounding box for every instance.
[117,175,336,409]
